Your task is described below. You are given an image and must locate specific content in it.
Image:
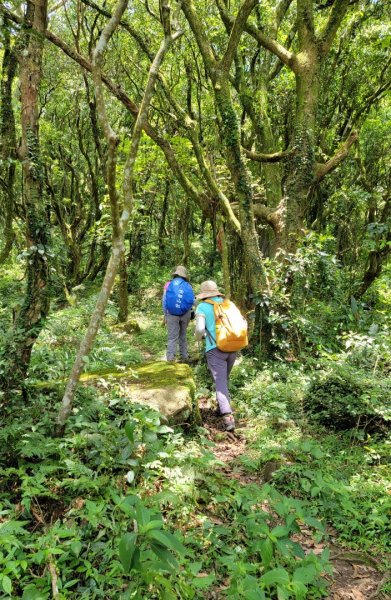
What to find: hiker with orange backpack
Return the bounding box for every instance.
[163,266,195,362]
[195,281,248,432]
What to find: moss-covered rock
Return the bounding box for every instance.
[34,361,199,425]
[120,361,199,424]
[112,319,141,334]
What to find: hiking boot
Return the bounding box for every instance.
[222,414,235,432]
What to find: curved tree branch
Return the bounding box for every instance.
[243,147,292,162]
[214,0,297,72]
[314,130,358,181]
[318,0,351,56]
[220,0,258,74]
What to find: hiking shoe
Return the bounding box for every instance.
[222,414,235,432]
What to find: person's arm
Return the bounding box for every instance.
[162,291,166,315]
[195,312,206,341]
[162,281,169,316]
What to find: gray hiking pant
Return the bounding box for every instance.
[206,347,237,415]
[166,310,192,360]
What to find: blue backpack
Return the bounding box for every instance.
[165,277,194,316]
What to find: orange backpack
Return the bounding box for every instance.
[204,298,248,352]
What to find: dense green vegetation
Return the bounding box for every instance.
[0,0,390,597]
[0,267,390,598]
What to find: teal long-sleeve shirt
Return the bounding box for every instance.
[195,296,224,352]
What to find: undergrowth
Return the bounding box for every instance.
[0,286,390,598]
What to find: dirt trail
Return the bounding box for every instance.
[198,397,387,600]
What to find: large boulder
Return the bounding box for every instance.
[34,361,199,425]
[118,361,198,424]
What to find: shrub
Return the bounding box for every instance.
[304,364,391,431]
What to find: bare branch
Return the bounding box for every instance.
[243,147,292,162]
[214,0,296,72]
[275,0,293,30]
[318,0,351,56]
[190,132,241,233]
[268,19,296,80]
[314,131,358,181]
[220,0,258,74]
[297,0,315,47]
[180,0,217,75]
[81,0,153,59]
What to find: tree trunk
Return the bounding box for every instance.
[281,47,319,253]
[218,220,231,298]
[117,254,129,322]
[215,80,267,294]
[0,0,50,398]
[158,178,170,266]
[55,0,181,435]
[0,18,17,264]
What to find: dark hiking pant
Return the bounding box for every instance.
[206,347,237,415]
[166,310,192,360]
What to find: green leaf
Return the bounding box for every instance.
[22,586,47,600]
[147,529,186,556]
[125,470,135,484]
[157,425,174,434]
[150,543,178,572]
[144,431,158,442]
[271,525,290,538]
[135,502,150,527]
[142,519,163,532]
[293,565,318,585]
[191,573,215,589]
[291,580,308,599]
[2,575,12,595]
[304,516,324,532]
[70,541,82,556]
[277,585,289,600]
[119,532,138,573]
[260,568,290,587]
[259,538,273,567]
[188,561,203,575]
[125,421,136,443]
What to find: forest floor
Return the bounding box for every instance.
[198,397,386,599]
[1,286,390,598]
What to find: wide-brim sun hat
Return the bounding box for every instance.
[172,265,188,280]
[196,280,224,300]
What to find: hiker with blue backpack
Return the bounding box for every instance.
[162,266,195,362]
[195,280,248,432]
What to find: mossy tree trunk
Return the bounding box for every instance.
[117,255,129,323]
[214,80,266,293]
[181,0,267,297]
[218,219,231,298]
[0,17,17,264]
[0,0,50,398]
[230,0,352,256]
[158,178,170,266]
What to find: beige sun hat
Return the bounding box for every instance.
[196,280,224,300]
[172,265,188,280]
